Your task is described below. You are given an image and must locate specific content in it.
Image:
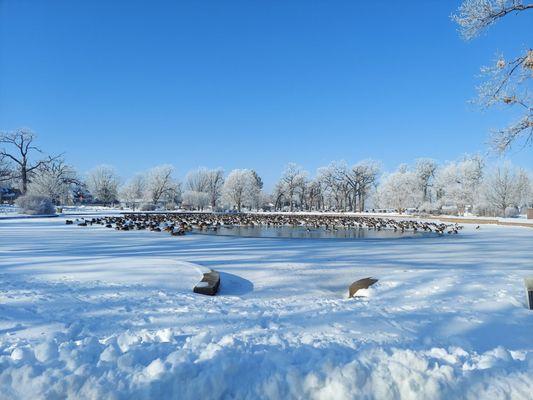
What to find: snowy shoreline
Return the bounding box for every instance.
[2,205,532,228]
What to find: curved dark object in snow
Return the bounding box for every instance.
[349,277,378,298]
[193,270,220,296]
[217,271,253,296]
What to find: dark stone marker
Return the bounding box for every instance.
[526,278,533,310]
[194,270,221,296]
[349,277,378,298]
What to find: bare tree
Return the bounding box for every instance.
[0,128,60,193]
[376,167,422,213]
[145,165,178,205]
[516,169,532,208]
[87,165,120,206]
[279,163,308,211]
[483,163,530,215]
[120,174,146,211]
[28,158,79,204]
[435,156,485,215]
[272,182,285,211]
[185,168,210,193]
[328,161,353,211]
[306,179,324,211]
[341,160,381,212]
[0,155,12,183]
[452,1,533,153]
[317,162,349,211]
[186,167,225,208]
[182,190,210,210]
[415,158,438,203]
[206,168,225,209]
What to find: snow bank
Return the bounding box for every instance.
[1,331,531,399]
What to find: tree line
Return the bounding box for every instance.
[1,128,532,217]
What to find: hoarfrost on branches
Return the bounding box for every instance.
[145,165,178,206]
[222,169,261,211]
[87,165,121,206]
[0,128,61,194]
[120,175,146,211]
[453,0,532,152]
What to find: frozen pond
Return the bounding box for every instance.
[193,225,434,239]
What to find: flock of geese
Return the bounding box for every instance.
[67,213,463,236]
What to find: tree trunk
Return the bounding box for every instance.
[21,165,28,194]
[289,190,294,212]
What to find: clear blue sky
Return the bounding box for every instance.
[1,0,531,189]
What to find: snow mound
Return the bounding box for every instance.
[0,330,531,399]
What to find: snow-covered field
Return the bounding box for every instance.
[1,217,532,399]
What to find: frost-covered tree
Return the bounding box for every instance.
[186,167,225,208]
[0,128,61,193]
[344,160,381,212]
[452,0,533,153]
[295,175,310,211]
[483,163,531,215]
[145,165,178,206]
[435,156,485,214]
[277,163,308,211]
[453,0,532,40]
[518,170,533,208]
[311,178,327,211]
[182,190,210,210]
[28,159,78,205]
[222,169,260,211]
[415,158,438,204]
[185,168,209,193]
[120,174,146,211]
[329,161,352,210]
[272,182,285,211]
[87,165,120,205]
[316,162,350,211]
[161,181,182,209]
[376,168,422,212]
[206,168,225,208]
[312,160,379,212]
[257,191,274,211]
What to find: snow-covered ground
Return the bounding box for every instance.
[1,217,532,399]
